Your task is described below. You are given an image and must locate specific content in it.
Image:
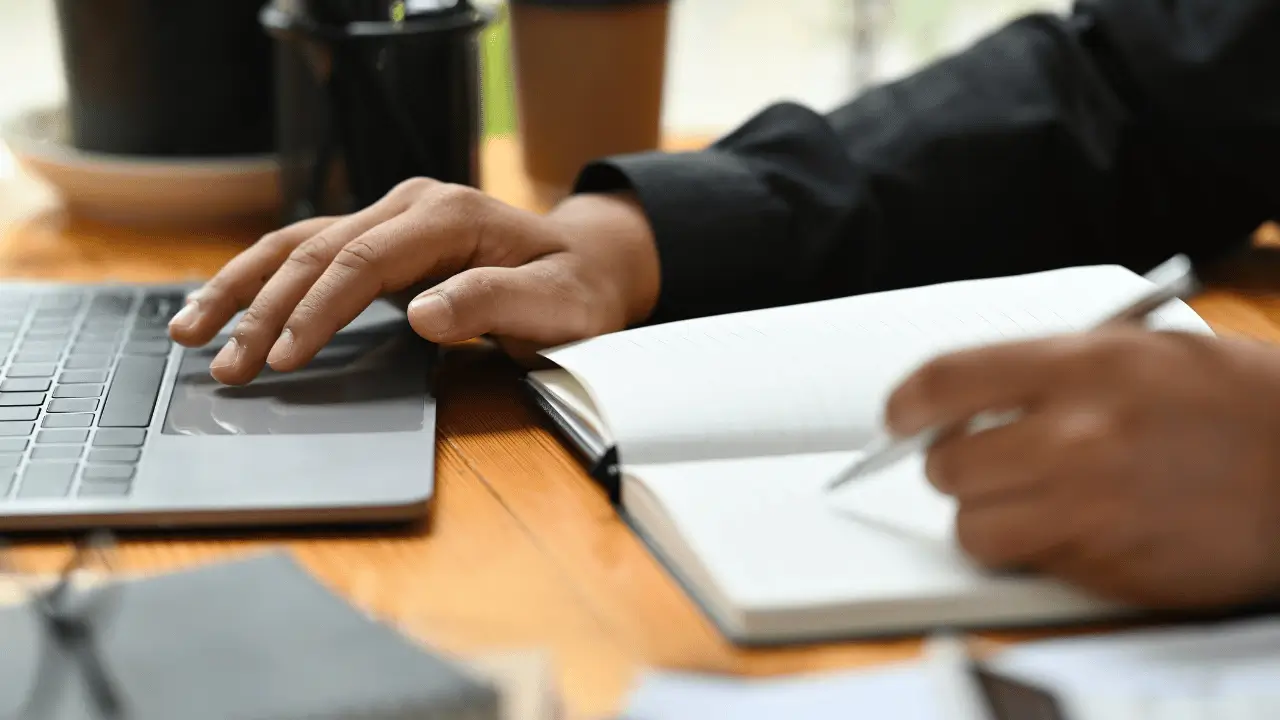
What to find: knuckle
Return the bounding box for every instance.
[924,443,961,493]
[1078,332,1148,380]
[954,509,1004,567]
[286,236,338,269]
[332,238,382,273]
[288,301,327,332]
[235,302,274,333]
[411,183,493,254]
[258,219,327,255]
[431,182,483,208]
[464,269,501,307]
[905,358,958,410]
[421,183,487,224]
[257,229,289,252]
[1057,408,1135,474]
[393,176,438,196]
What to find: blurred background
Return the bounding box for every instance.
[0,0,1073,229]
[0,0,1070,141]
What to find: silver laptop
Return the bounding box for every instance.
[0,281,437,532]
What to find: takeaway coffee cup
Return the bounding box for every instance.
[508,0,670,208]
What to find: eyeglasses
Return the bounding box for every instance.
[0,531,125,720]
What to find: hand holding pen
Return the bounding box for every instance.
[822,254,1280,610]
[827,254,1200,491]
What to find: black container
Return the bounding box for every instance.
[262,0,491,224]
[53,0,274,156]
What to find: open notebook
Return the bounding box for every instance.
[526,265,1214,645]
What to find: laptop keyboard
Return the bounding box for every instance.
[0,289,183,501]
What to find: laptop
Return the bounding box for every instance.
[0,281,437,532]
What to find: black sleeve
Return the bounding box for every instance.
[574,0,1280,324]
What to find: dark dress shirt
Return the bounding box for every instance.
[576,0,1280,324]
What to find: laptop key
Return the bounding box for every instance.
[17,462,77,498]
[42,413,93,428]
[123,340,172,356]
[71,342,117,355]
[139,293,182,318]
[0,470,14,497]
[15,350,62,363]
[0,453,22,468]
[83,465,134,481]
[6,363,56,378]
[93,429,146,447]
[0,378,50,392]
[88,294,133,316]
[37,429,89,444]
[31,445,83,461]
[0,407,39,422]
[48,398,98,413]
[59,370,109,385]
[0,392,45,406]
[0,422,34,437]
[129,328,171,342]
[16,340,64,352]
[52,384,104,399]
[77,481,131,498]
[29,314,72,326]
[87,447,140,464]
[99,356,165,428]
[79,328,123,341]
[24,330,71,341]
[64,356,112,370]
[35,293,83,310]
[0,438,28,453]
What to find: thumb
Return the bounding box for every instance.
[406,261,598,346]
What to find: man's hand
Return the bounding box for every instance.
[167,178,661,385]
[884,328,1280,609]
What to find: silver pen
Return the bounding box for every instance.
[825,254,1200,492]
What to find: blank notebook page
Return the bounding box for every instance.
[546,265,1211,466]
[626,452,1111,634]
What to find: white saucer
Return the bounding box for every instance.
[1,104,282,228]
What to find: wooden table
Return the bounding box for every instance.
[3,136,1280,718]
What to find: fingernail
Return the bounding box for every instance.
[267,329,294,366]
[168,301,200,331]
[408,293,452,335]
[210,338,242,371]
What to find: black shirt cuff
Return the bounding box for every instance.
[574,150,790,324]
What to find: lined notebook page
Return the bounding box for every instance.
[544,265,1212,466]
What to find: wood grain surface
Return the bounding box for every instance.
[2,136,1279,718]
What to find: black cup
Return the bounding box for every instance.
[53,0,275,157]
[262,0,490,224]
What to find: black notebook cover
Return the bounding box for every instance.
[524,377,623,503]
[0,551,499,720]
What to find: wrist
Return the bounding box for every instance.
[548,192,662,327]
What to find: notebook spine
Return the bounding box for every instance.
[522,379,623,504]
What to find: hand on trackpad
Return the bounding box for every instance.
[166,311,432,436]
[211,300,408,343]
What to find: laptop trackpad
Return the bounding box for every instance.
[161,323,432,437]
